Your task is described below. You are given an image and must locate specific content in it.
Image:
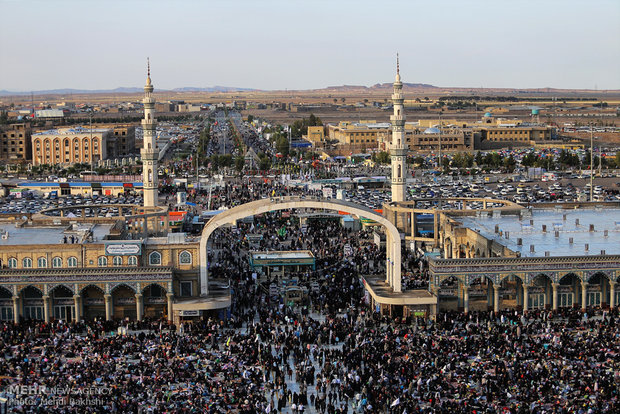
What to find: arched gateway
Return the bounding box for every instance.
[199,196,402,296]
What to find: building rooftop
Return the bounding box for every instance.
[33,126,112,136]
[459,208,620,257]
[0,223,113,245]
[18,182,143,187]
[251,251,314,260]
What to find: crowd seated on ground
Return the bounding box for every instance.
[0,217,618,412]
[1,286,618,413]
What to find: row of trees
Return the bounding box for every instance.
[290,114,323,138]
[520,149,620,170]
[201,154,245,172]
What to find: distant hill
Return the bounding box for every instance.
[172,86,257,92]
[372,82,437,89]
[1,83,617,98]
[0,86,257,96]
[0,87,143,96]
[322,83,436,91]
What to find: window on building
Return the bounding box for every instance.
[23,258,32,268]
[587,292,601,307]
[528,293,545,309]
[8,258,17,268]
[98,256,107,266]
[128,256,138,266]
[149,251,162,265]
[67,257,78,267]
[37,257,47,268]
[558,293,573,308]
[180,281,192,297]
[52,257,62,268]
[113,256,123,266]
[179,251,192,265]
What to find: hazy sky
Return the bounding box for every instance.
[1,0,619,91]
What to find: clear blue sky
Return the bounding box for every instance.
[1,0,618,91]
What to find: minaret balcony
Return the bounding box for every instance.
[390,148,407,156]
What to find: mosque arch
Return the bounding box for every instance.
[111,283,136,295]
[80,284,105,296]
[81,285,105,320]
[498,273,526,285]
[49,284,75,296]
[200,197,402,296]
[142,282,167,296]
[586,271,611,283]
[559,272,583,284]
[0,286,13,298]
[19,285,43,297]
[467,274,496,287]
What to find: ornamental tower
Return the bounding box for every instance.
[141,58,158,207]
[390,54,407,203]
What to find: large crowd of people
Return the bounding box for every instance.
[0,217,618,413]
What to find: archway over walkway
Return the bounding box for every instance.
[199,197,402,295]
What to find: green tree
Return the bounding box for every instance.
[247,114,254,123]
[235,156,245,172]
[258,155,271,171]
[290,114,323,139]
[275,134,289,157]
[441,157,450,171]
[503,155,516,172]
[474,151,483,166]
[372,151,391,164]
[521,153,537,167]
[217,154,232,168]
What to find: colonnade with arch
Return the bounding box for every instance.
[430,257,620,313]
[0,280,174,323]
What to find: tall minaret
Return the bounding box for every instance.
[390,54,407,203]
[141,58,158,207]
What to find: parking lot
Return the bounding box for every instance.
[0,194,143,216]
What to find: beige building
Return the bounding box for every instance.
[306,126,326,146]
[0,220,204,323]
[32,126,111,166]
[382,199,619,315]
[476,125,551,143]
[377,123,474,153]
[327,121,390,153]
[0,123,31,162]
[31,124,136,166]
